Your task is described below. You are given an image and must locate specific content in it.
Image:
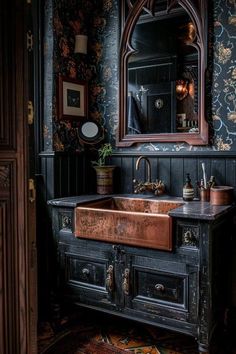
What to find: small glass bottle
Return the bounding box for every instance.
[183,173,194,201]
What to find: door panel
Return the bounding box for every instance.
[0,0,37,353]
[143,83,176,133]
[0,4,16,150]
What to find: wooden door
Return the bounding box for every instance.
[0,0,37,353]
[142,82,176,133]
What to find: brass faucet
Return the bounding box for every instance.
[136,156,151,182]
[133,156,165,195]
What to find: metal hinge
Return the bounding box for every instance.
[28,100,34,124]
[29,178,36,203]
[27,31,33,51]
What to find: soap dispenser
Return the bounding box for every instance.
[183,173,194,201]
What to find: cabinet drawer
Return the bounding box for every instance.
[64,252,107,290]
[133,267,187,309]
[59,251,118,311]
[129,256,199,323]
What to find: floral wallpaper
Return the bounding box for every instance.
[212,0,236,151]
[43,0,236,152]
[43,0,118,152]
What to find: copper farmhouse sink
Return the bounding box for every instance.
[75,197,183,251]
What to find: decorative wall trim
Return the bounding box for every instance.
[39,150,85,157]
[112,151,236,158]
[39,148,236,159]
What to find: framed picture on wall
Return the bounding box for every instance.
[58,76,87,119]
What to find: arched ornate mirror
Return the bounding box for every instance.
[117,0,208,147]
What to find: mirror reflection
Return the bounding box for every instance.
[118,0,208,146]
[127,3,198,135]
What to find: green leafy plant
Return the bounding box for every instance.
[92,143,113,167]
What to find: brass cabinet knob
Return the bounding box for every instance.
[155,283,165,292]
[82,268,90,277]
[183,230,197,246]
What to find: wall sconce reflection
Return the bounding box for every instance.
[74,34,88,54]
[176,79,189,100]
[179,22,196,43]
[188,80,195,99]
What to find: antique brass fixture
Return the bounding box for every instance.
[122,268,130,295]
[176,79,189,100]
[106,265,114,292]
[136,156,151,182]
[133,156,165,195]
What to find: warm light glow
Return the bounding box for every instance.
[188,81,195,98]
[176,79,189,100]
[74,34,88,54]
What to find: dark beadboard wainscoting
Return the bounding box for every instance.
[111,152,236,198]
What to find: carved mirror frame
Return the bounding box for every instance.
[117,0,208,147]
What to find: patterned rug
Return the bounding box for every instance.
[38,312,199,354]
[38,309,236,354]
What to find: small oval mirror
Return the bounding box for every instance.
[78,120,104,144]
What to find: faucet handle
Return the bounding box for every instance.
[133,179,145,194]
[154,180,165,195]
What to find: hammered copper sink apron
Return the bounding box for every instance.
[75,197,183,251]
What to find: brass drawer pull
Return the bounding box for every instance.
[183,230,193,243]
[155,283,165,292]
[183,230,197,246]
[106,265,114,292]
[122,268,130,295]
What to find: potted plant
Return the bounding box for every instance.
[92,143,116,194]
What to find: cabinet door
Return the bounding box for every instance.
[58,239,117,311]
[125,254,199,325]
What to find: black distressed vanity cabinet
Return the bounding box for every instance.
[48,195,235,354]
